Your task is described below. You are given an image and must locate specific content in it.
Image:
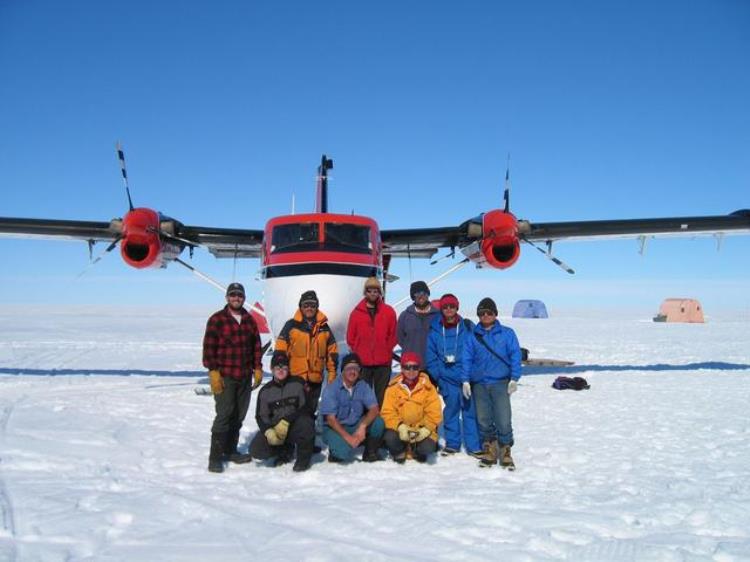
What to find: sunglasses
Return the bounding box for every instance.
[300,302,318,308]
[365,288,381,293]
[478,309,495,317]
[228,292,245,298]
[343,365,361,373]
[442,304,458,310]
[413,291,429,298]
[402,364,420,371]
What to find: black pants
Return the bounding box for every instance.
[360,365,392,409]
[303,382,322,418]
[211,376,252,435]
[249,415,315,464]
[383,429,437,460]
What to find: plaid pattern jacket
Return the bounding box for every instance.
[202,306,262,379]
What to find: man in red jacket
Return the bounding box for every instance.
[202,282,263,473]
[346,277,397,408]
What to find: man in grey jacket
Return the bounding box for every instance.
[249,353,315,472]
[397,280,441,365]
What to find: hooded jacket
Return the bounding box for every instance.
[425,315,473,386]
[346,298,397,366]
[381,372,443,441]
[397,303,441,362]
[275,309,338,384]
[461,319,522,384]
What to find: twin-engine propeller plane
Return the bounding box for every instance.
[1,147,749,349]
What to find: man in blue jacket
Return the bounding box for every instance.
[461,297,522,469]
[425,294,481,457]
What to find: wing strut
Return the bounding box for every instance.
[522,238,575,274]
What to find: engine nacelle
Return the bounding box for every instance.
[119,208,183,269]
[461,210,521,269]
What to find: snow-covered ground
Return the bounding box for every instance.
[1,306,749,561]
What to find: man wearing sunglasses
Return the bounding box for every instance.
[275,290,339,418]
[397,280,440,368]
[425,294,482,458]
[381,352,442,463]
[202,282,263,473]
[461,297,522,470]
[346,277,397,408]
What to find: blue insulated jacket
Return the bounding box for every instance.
[462,320,522,384]
[425,316,473,386]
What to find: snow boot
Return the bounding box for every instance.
[478,439,498,468]
[499,444,515,471]
[274,444,293,467]
[362,434,384,462]
[208,432,226,473]
[440,446,459,457]
[393,452,406,464]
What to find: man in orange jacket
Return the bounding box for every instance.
[381,351,443,463]
[275,290,339,417]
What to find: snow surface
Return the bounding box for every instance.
[1,306,750,561]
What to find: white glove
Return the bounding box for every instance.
[462,382,472,400]
[508,380,518,395]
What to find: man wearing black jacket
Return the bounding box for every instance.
[249,353,315,472]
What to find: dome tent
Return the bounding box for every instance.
[512,299,548,319]
[653,298,705,323]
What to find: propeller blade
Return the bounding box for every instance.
[503,154,511,213]
[116,141,135,211]
[76,236,121,278]
[522,238,575,274]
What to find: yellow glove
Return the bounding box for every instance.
[252,368,263,390]
[415,427,432,442]
[273,419,290,441]
[265,428,283,446]
[209,370,224,395]
[397,423,411,442]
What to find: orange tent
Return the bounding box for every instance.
[653,298,705,323]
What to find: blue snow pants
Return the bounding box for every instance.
[440,382,481,453]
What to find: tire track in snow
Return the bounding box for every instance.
[0,400,19,561]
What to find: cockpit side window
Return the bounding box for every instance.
[271,223,319,253]
[324,223,371,254]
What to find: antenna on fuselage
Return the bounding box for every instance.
[315,154,334,213]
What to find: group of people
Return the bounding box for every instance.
[202,277,522,473]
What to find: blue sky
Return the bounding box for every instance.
[1,0,748,314]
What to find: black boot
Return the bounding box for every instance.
[208,432,226,473]
[362,433,384,462]
[224,428,252,463]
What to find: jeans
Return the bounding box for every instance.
[472,380,514,446]
[323,417,385,461]
[440,382,481,453]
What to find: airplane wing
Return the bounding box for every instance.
[0,217,264,258]
[381,210,750,254]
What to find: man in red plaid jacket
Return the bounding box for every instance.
[203,282,263,473]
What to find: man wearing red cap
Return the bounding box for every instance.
[346,277,397,408]
[425,294,482,457]
[381,351,442,463]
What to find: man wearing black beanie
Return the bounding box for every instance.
[397,280,440,367]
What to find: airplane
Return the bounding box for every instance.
[1,148,749,355]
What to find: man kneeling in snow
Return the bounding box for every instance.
[381,352,442,463]
[319,353,385,463]
[249,353,315,472]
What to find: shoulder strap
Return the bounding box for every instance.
[473,331,511,369]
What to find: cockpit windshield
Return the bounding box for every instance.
[271,223,319,253]
[324,223,371,253]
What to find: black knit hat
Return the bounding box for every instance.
[226,282,245,296]
[410,280,430,300]
[270,352,289,369]
[340,352,361,370]
[476,297,498,315]
[299,290,319,307]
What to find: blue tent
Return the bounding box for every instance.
[512,299,548,319]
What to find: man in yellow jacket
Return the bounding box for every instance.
[381,351,443,463]
[275,290,339,417]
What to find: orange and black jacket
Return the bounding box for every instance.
[275,310,339,384]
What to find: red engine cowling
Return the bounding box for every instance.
[479,209,521,269]
[119,208,182,269]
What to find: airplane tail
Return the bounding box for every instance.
[315,155,334,213]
